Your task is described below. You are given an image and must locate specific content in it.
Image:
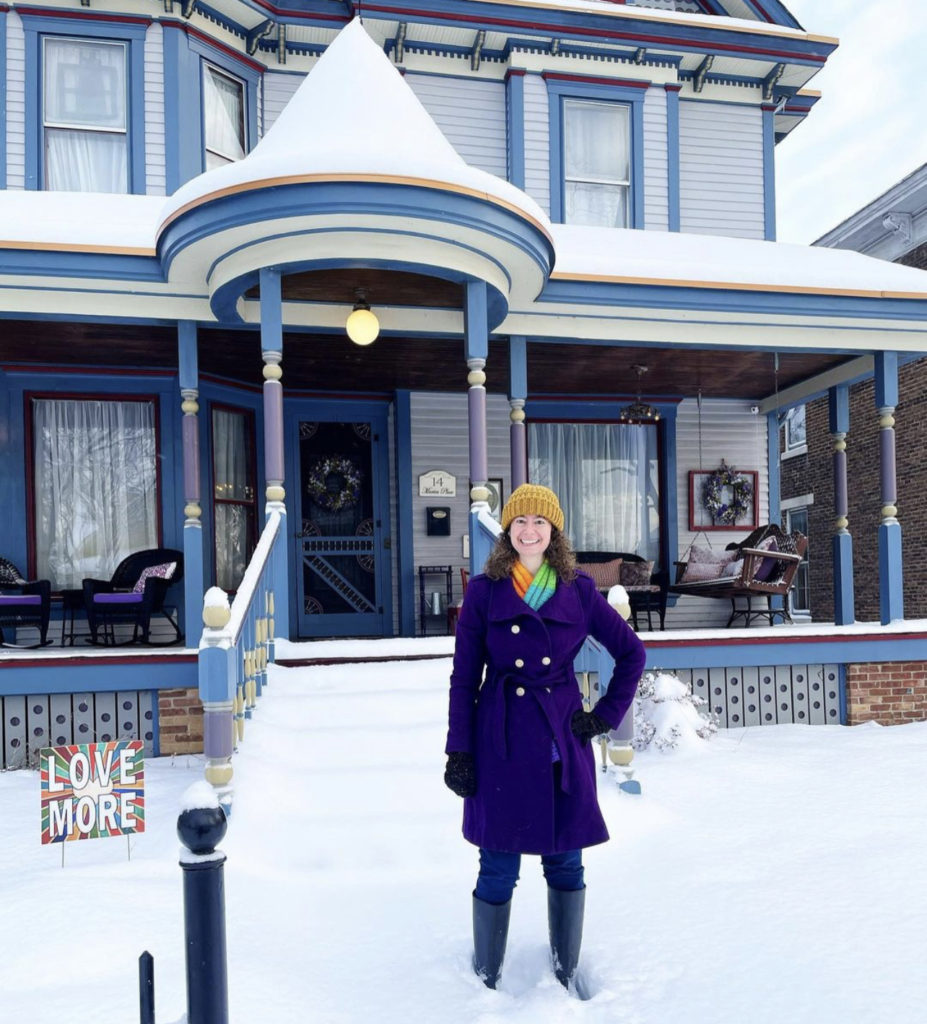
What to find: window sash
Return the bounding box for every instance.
[786,507,810,613]
[203,63,246,166]
[562,99,630,227]
[42,37,128,192]
[32,397,158,589]
[785,405,807,450]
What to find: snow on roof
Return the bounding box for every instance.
[552,224,927,299]
[0,191,162,254]
[158,18,549,236]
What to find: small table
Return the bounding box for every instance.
[418,565,453,636]
[59,589,91,646]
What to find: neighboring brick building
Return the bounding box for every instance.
[782,165,927,623]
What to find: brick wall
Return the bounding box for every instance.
[780,357,927,622]
[846,661,927,725]
[158,687,204,755]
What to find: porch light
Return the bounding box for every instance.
[345,289,379,346]
[619,364,660,422]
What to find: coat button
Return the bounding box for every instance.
[542,656,551,665]
[511,624,520,634]
[545,687,551,693]
[515,658,524,668]
[516,687,525,696]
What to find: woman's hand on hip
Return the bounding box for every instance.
[570,709,609,744]
[444,751,476,797]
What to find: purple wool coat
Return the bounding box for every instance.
[445,570,646,855]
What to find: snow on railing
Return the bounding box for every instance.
[197,507,287,792]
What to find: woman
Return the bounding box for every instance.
[444,483,646,995]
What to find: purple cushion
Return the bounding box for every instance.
[753,538,779,582]
[95,593,143,605]
[0,594,41,606]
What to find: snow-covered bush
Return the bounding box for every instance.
[632,670,719,753]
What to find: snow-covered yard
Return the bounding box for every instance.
[2,654,926,1023]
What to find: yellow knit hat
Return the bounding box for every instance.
[500,483,564,532]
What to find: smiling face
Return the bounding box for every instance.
[509,514,553,570]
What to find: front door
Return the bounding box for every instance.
[292,405,391,638]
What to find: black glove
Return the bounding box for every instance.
[444,751,476,797]
[570,710,609,744]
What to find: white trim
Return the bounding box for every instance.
[781,493,813,511]
[780,443,807,461]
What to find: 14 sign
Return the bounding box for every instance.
[40,741,145,845]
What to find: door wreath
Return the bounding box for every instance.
[306,456,362,513]
[702,465,752,526]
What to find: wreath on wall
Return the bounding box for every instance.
[306,456,362,513]
[702,464,752,526]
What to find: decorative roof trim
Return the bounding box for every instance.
[159,172,555,245]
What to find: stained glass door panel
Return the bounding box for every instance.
[296,418,388,637]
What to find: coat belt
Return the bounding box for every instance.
[485,669,579,795]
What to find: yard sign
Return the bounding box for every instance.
[40,741,145,844]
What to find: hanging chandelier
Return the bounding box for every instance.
[619,364,660,422]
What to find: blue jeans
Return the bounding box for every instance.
[474,847,584,905]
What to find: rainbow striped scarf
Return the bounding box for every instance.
[512,560,557,610]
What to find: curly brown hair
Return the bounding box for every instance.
[483,527,578,583]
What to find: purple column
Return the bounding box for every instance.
[879,414,897,511]
[182,404,200,510]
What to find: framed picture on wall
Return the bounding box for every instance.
[688,467,758,531]
[485,478,504,521]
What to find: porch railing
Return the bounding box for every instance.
[197,506,287,792]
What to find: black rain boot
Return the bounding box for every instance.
[548,886,590,1000]
[472,894,511,989]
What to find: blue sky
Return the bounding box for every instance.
[775,0,927,244]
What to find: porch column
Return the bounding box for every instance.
[509,335,528,489]
[260,267,290,641]
[178,321,204,645]
[465,281,492,574]
[875,352,903,624]
[829,385,854,625]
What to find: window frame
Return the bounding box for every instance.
[209,402,258,594]
[525,410,669,569]
[784,505,810,617]
[783,404,807,456]
[21,13,148,193]
[24,391,164,588]
[546,76,647,228]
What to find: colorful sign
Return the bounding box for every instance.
[40,741,145,845]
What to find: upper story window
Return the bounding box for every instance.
[546,76,645,228]
[562,99,630,227]
[43,37,128,193]
[785,405,807,453]
[203,63,246,170]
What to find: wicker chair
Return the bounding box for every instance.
[82,548,184,645]
[0,557,52,648]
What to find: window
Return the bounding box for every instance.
[528,421,661,561]
[212,406,257,592]
[562,99,630,227]
[31,397,159,588]
[785,507,810,616]
[43,37,128,192]
[784,405,806,453]
[203,64,246,170]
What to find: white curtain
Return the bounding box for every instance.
[44,38,127,192]
[33,399,158,589]
[212,408,253,592]
[528,422,660,560]
[563,99,629,227]
[203,65,245,167]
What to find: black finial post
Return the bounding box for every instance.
[177,801,229,1024]
[139,951,155,1024]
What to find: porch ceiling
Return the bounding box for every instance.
[0,320,856,400]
